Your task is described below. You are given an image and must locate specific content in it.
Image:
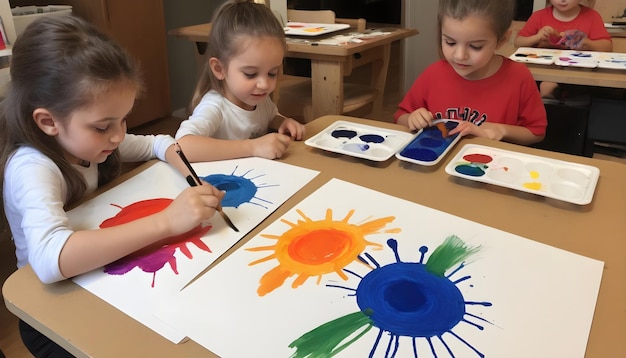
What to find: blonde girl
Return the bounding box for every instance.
[176,0,305,162]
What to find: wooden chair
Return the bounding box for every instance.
[277,9,376,123]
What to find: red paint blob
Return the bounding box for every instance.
[463,154,493,164]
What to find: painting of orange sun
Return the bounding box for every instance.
[246,208,401,296]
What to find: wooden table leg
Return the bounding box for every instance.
[370,43,391,113]
[311,60,344,120]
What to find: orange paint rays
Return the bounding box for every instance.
[247,208,399,296]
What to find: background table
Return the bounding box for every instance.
[168,24,418,118]
[499,21,626,88]
[4,115,625,357]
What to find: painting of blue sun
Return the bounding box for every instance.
[159,179,603,357]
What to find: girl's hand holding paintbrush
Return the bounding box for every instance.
[158,184,225,237]
[160,143,225,234]
[174,143,239,232]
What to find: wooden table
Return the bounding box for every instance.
[4,115,625,357]
[500,21,626,88]
[168,24,418,118]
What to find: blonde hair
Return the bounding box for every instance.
[188,0,286,114]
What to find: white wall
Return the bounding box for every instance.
[163,0,227,115]
[402,0,440,93]
[0,0,16,44]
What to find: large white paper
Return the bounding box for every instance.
[68,158,318,342]
[157,178,603,358]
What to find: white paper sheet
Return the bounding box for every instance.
[68,158,318,342]
[156,178,603,357]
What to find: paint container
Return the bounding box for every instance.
[395,119,462,166]
[305,120,414,161]
[444,144,600,205]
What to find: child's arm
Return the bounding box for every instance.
[273,115,306,140]
[396,108,435,132]
[575,37,612,52]
[176,134,292,161]
[449,121,544,145]
[514,26,558,48]
[58,184,223,279]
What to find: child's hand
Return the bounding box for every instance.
[557,30,587,49]
[161,184,224,237]
[405,108,434,132]
[535,26,559,47]
[251,133,292,159]
[539,26,558,43]
[449,121,503,141]
[278,117,306,140]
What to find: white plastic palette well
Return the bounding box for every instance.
[509,47,560,65]
[554,50,600,68]
[444,144,600,205]
[304,120,414,161]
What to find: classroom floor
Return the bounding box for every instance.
[1,71,625,358]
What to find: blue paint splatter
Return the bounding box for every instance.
[399,121,459,163]
[200,166,277,209]
[290,237,492,358]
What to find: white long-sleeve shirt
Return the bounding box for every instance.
[175,90,278,140]
[3,134,175,283]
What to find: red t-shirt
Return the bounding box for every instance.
[518,5,611,41]
[394,58,547,136]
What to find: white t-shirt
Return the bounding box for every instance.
[3,133,175,283]
[175,90,278,140]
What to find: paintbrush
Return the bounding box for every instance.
[432,119,449,138]
[175,143,239,232]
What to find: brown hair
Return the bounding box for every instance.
[437,0,515,49]
[188,0,286,113]
[0,14,142,231]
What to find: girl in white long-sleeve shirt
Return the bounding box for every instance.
[0,15,223,357]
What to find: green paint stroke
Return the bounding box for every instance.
[425,235,480,277]
[289,310,374,358]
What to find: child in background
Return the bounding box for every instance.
[514,0,612,98]
[395,0,547,145]
[176,0,305,162]
[0,15,223,357]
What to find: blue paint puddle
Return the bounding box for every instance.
[399,121,459,163]
[331,129,357,139]
[359,134,385,143]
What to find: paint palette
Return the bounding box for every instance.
[510,47,561,65]
[304,120,415,161]
[284,22,350,36]
[597,52,626,69]
[444,144,600,205]
[395,120,462,166]
[554,50,600,68]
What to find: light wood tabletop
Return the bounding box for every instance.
[4,115,625,357]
